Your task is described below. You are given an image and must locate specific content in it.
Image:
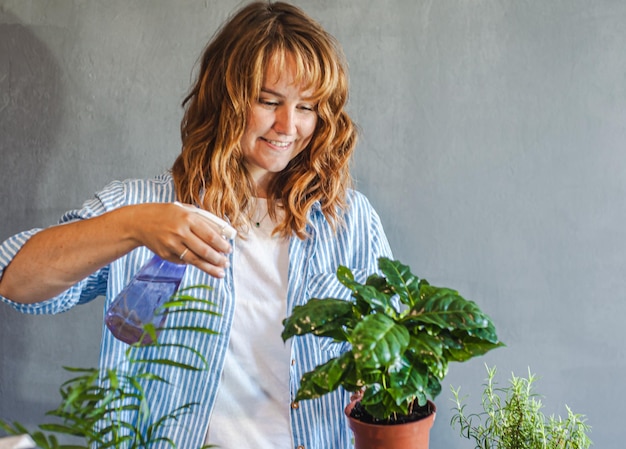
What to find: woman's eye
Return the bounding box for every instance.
[259,98,279,107]
[298,105,315,112]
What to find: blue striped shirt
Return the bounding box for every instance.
[0,173,393,448]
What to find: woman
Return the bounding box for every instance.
[0,2,392,448]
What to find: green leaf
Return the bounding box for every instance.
[351,284,397,316]
[406,333,448,380]
[361,385,415,419]
[387,355,429,403]
[39,423,88,436]
[163,307,220,318]
[281,298,355,341]
[129,357,205,372]
[130,342,211,371]
[0,420,26,435]
[463,320,501,344]
[335,265,355,285]
[294,352,355,400]
[443,335,505,362]
[336,266,396,315]
[135,372,169,384]
[153,325,219,336]
[378,257,422,307]
[351,314,410,370]
[406,284,494,332]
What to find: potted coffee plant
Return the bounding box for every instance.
[0,286,218,449]
[281,257,504,449]
[451,365,592,449]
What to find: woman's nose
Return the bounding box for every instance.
[274,107,296,135]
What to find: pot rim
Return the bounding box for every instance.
[344,399,437,428]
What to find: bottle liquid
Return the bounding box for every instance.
[104,254,186,345]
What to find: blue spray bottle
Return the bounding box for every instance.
[105,203,237,345]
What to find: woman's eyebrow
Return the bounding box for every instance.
[260,87,284,98]
[260,87,315,102]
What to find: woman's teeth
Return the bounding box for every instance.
[265,139,291,147]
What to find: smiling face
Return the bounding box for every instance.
[241,54,318,197]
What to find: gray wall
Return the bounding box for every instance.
[1,1,624,447]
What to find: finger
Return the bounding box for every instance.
[182,248,229,279]
[177,232,231,278]
[187,213,234,254]
[178,247,190,261]
[192,259,228,279]
[183,242,230,268]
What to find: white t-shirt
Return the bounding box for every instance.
[206,199,292,448]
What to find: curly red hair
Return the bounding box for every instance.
[172,1,357,239]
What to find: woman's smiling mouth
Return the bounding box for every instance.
[262,138,293,148]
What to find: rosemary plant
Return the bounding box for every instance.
[450,365,592,449]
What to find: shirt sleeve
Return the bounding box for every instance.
[0,181,130,315]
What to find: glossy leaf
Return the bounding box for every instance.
[443,335,505,362]
[405,334,448,380]
[378,257,422,307]
[354,283,398,315]
[351,313,410,370]
[362,386,410,419]
[406,285,494,332]
[295,352,356,400]
[281,298,355,341]
[282,257,503,422]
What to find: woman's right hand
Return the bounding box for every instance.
[130,202,233,279]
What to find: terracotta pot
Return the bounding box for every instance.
[345,400,436,449]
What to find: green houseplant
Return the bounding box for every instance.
[451,365,592,449]
[281,257,504,449]
[0,286,218,449]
